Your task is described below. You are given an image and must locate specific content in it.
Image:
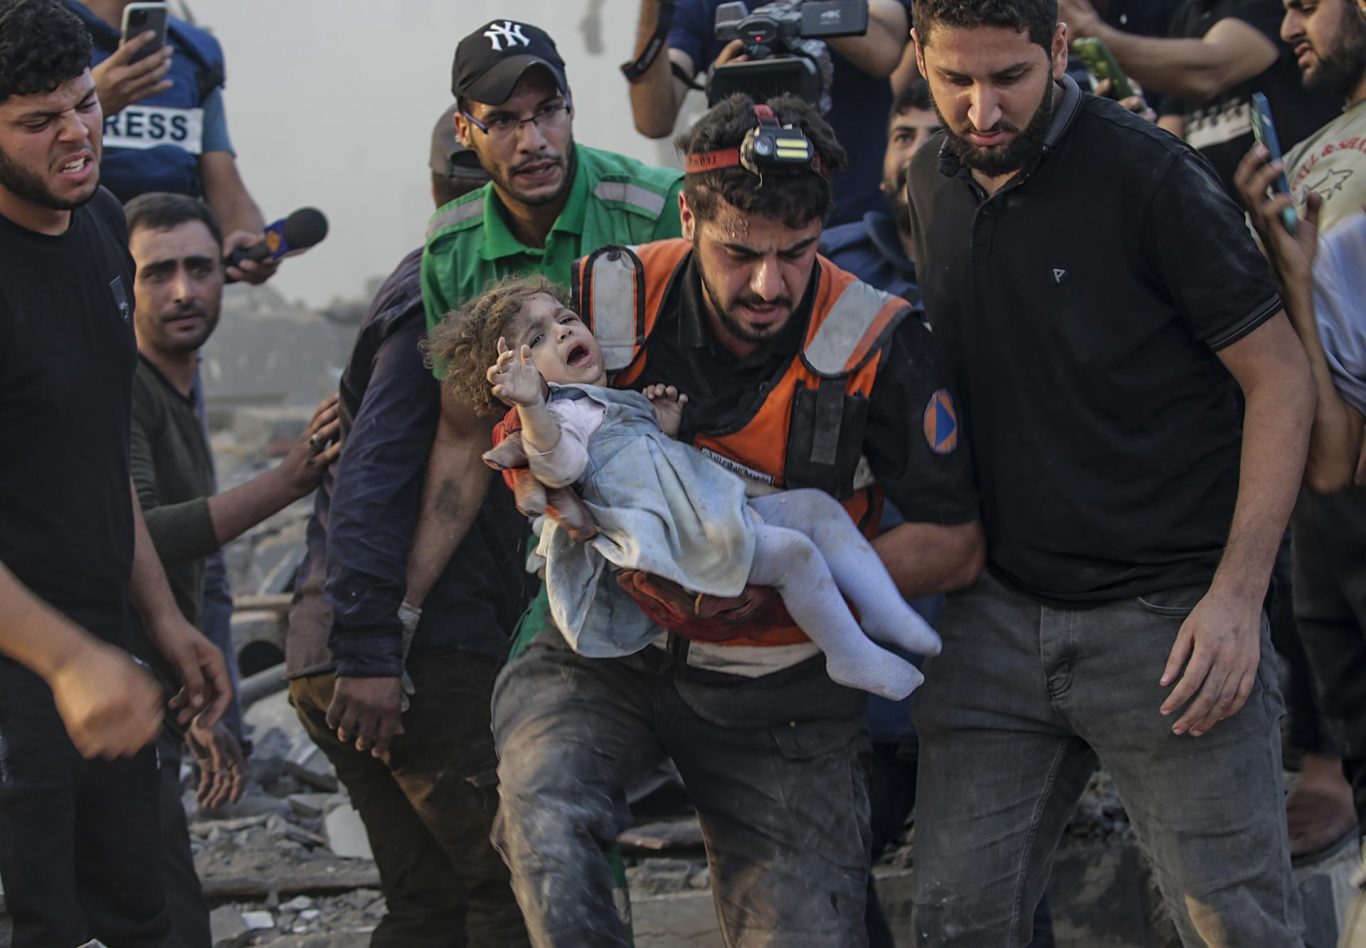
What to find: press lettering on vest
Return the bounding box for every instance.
[103,106,205,155]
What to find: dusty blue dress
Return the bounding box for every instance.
[539,384,756,657]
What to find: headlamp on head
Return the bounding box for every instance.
[685,104,826,178]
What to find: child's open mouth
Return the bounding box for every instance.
[567,343,591,368]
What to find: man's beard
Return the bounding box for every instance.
[149,306,220,356]
[934,81,1055,178]
[1304,14,1366,96]
[487,140,577,208]
[0,144,94,211]
[696,238,793,345]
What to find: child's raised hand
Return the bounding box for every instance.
[644,383,689,438]
[487,337,545,407]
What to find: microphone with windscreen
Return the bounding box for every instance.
[224,207,329,270]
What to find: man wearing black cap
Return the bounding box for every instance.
[286,109,532,947]
[421,19,684,333]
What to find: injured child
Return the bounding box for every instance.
[428,274,939,700]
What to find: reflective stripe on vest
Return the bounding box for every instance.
[579,246,644,372]
[805,279,904,376]
[579,238,906,649]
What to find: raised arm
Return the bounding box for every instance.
[827,0,912,79]
[487,339,593,489]
[1059,0,1277,101]
[629,0,696,139]
[1235,149,1365,493]
[133,393,339,562]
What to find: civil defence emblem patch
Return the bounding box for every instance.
[923,388,958,455]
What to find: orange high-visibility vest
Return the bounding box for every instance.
[571,239,911,648]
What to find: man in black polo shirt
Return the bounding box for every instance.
[0,2,230,945]
[905,0,1314,942]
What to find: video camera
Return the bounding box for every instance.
[708,0,868,113]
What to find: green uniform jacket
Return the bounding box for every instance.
[421,142,684,376]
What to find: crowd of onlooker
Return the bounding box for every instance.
[0,0,1364,946]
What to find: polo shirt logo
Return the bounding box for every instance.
[923,389,958,455]
[1052,268,1068,285]
[109,275,131,324]
[484,21,530,52]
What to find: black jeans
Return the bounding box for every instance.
[493,634,872,948]
[157,727,212,947]
[1294,487,1366,831]
[912,573,1301,947]
[0,663,168,947]
[289,652,527,948]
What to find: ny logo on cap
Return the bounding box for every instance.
[484,21,530,52]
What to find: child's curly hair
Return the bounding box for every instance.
[423,274,571,417]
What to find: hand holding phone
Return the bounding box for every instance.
[1249,92,1298,235]
[1071,37,1135,100]
[120,3,169,64]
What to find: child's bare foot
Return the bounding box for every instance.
[643,384,688,437]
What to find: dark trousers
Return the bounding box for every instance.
[157,728,212,947]
[1270,533,1336,756]
[289,652,527,948]
[0,663,168,947]
[1294,487,1366,830]
[911,573,1301,947]
[492,635,873,948]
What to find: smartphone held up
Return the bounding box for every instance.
[120,2,169,63]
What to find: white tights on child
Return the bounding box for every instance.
[746,490,940,700]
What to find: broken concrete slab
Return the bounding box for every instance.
[618,816,705,853]
[286,793,332,821]
[285,744,339,793]
[323,803,373,860]
[241,910,275,931]
[209,905,248,944]
[626,858,696,896]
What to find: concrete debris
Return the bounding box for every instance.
[284,744,339,793]
[241,911,275,930]
[617,816,704,853]
[286,793,331,821]
[323,803,374,860]
[209,905,248,944]
[626,858,696,895]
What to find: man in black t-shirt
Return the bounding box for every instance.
[0,3,229,945]
[1062,0,1339,191]
[906,0,1314,943]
